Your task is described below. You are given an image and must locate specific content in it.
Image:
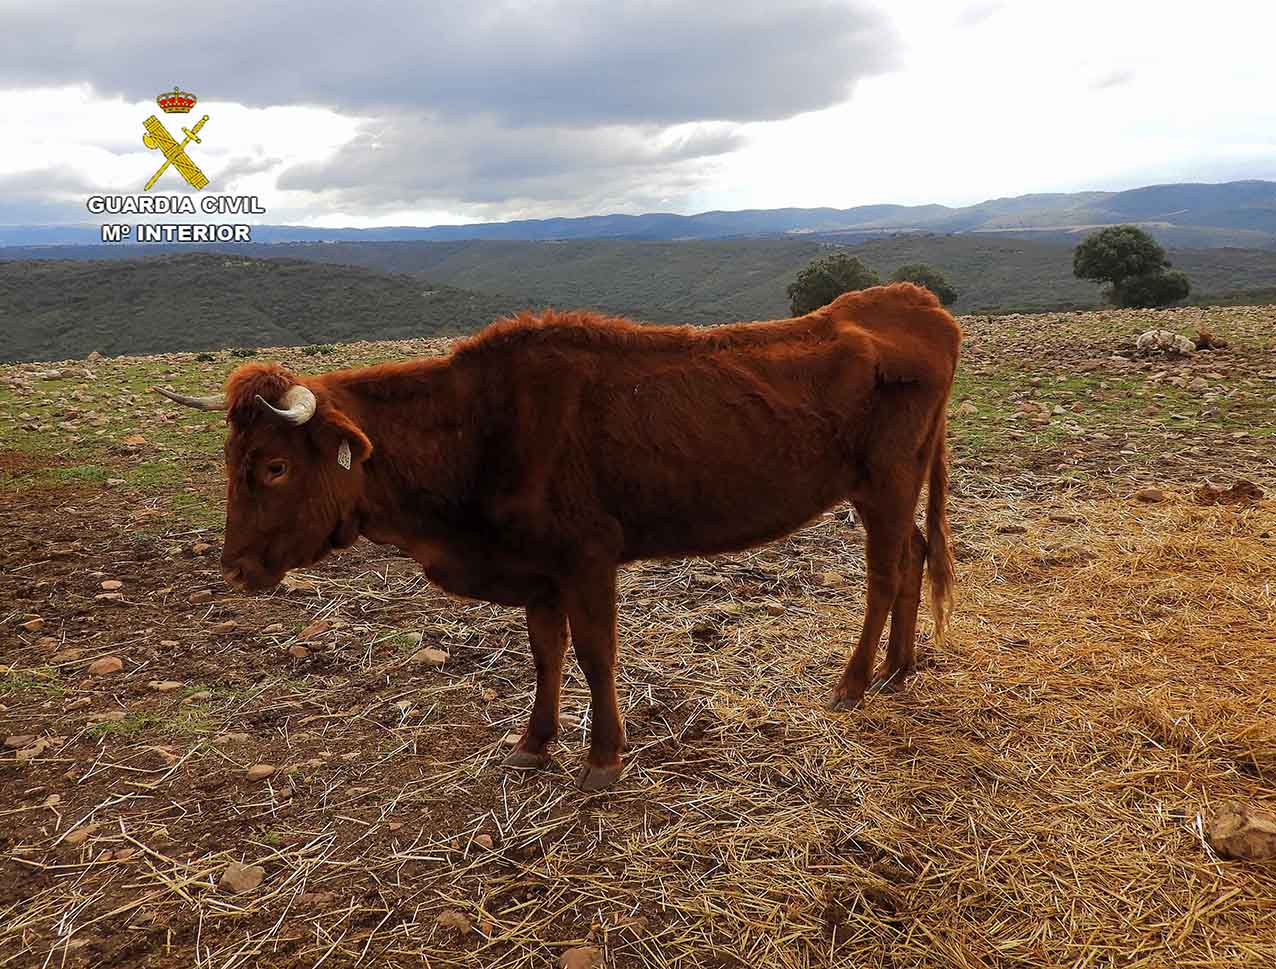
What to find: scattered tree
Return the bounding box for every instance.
[1073,225,1191,308]
[889,264,959,306]
[787,253,881,315]
[1111,269,1191,309]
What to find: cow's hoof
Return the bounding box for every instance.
[504,748,551,770]
[826,689,865,712]
[576,762,623,792]
[871,670,909,693]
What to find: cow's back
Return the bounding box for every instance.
[459,285,958,562]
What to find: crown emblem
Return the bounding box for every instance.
[156,86,197,114]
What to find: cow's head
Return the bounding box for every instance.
[155,363,372,591]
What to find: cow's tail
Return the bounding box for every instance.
[925,408,955,646]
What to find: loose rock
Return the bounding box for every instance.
[437,909,473,933]
[410,647,449,667]
[245,763,276,781]
[63,824,99,846]
[1134,487,1167,503]
[87,656,124,676]
[1206,801,1276,861]
[561,946,603,969]
[220,861,266,893]
[298,620,330,640]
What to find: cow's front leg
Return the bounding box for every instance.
[563,563,625,791]
[506,591,569,770]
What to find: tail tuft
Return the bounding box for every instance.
[926,411,955,645]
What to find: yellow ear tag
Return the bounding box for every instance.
[337,439,352,470]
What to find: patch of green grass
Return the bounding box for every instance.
[0,668,65,699]
[230,348,258,358]
[384,631,423,652]
[87,712,167,738]
[169,491,222,527]
[126,461,185,491]
[302,344,337,356]
[194,352,216,362]
[48,463,108,483]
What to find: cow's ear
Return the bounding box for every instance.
[315,404,372,468]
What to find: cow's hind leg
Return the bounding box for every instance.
[506,592,569,770]
[874,524,926,691]
[828,497,914,711]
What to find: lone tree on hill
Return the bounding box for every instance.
[787,253,881,315]
[1072,225,1192,308]
[889,264,958,306]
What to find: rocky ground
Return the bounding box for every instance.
[2,305,1275,968]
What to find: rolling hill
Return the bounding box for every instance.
[4,234,1276,363]
[0,254,536,363]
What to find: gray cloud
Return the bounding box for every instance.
[0,1,897,126]
[278,115,744,217]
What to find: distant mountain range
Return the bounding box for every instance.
[4,180,1276,249]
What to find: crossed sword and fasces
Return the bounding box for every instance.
[142,114,210,191]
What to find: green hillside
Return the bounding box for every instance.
[5,236,1276,363]
[245,235,1276,318]
[0,254,536,363]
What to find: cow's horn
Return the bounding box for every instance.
[256,385,316,426]
[153,386,227,410]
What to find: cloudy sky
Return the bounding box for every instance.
[1,0,1272,227]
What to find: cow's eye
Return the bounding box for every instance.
[265,460,289,481]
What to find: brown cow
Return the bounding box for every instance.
[156,282,960,790]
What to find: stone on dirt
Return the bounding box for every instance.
[818,571,844,587]
[220,861,266,893]
[100,580,123,591]
[410,647,449,666]
[298,620,330,640]
[87,656,124,676]
[5,735,36,749]
[245,763,276,781]
[189,590,214,604]
[63,824,99,846]
[561,946,603,969]
[473,833,494,850]
[20,618,45,631]
[210,621,238,635]
[436,909,473,933]
[1135,487,1167,503]
[288,645,310,658]
[1206,801,1276,861]
[147,680,184,692]
[1134,329,1194,356]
